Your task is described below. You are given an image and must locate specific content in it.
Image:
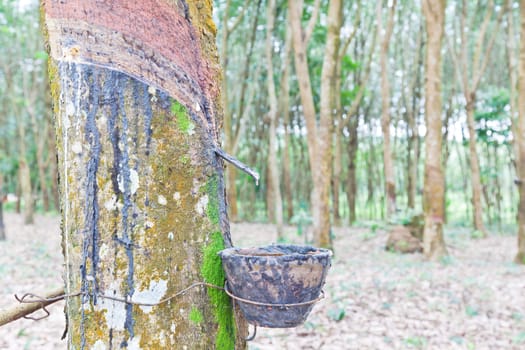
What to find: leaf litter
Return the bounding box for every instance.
[0,215,524,349]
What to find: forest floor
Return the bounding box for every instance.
[0,213,524,350]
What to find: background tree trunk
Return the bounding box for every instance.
[0,176,5,240]
[17,116,34,225]
[280,24,294,222]
[289,0,334,249]
[18,159,33,225]
[221,0,253,222]
[515,0,525,264]
[265,0,284,238]
[465,97,487,235]
[422,0,448,261]
[379,0,397,217]
[42,0,246,348]
[447,0,507,236]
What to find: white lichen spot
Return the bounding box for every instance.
[158,330,166,347]
[71,142,82,154]
[130,169,139,194]
[132,279,168,313]
[195,195,209,215]
[98,115,107,129]
[99,282,126,331]
[149,85,158,103]
[195,102,201,112]
[187,123,195,136]
[104,195,118,211]
[92,340,107,350]
[167,232,174,240]
[118,169,140,195]
[179,308,185,315]
[145,220,155,229]
[127,336,142,350]
[157,194,167,206]
[65,103,75,122]
[163,270,168,276]
[99,243,109,260]
[173,192,181,201]
[171,322,176,333]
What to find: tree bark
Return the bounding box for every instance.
[515,0,525,264]
[221,0,253,223]
[379,0,397,217]
[289,0,340,249]
[19,158,33,225]
[265,0,284,238]
[280,25,294,222]
[346,116,359,224]
[343,18,377,224]
[447,0,507,236]
[17,114,34,225]
[405,26,423,210]
[422,0,448,261]
[465,96,487,235]
[42,0,247,348]
[332,63,343,227]
[0,176,5,240]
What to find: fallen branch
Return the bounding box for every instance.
[0,287,65,327]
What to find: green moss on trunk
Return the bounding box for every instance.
[171,100,193,134]
[201,231,235,350]
[189,306,204,325]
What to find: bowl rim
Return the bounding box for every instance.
[218,244,333,259]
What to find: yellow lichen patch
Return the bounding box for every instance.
[83,310,108,341]
[47,59,61,115]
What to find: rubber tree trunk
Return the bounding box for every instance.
[289,0,340,250]
[422,0,448,261]
[515,0,525,264]
[379,0,397,218]
[265,0,284,238]
[17,116,34,224]
[465,99,487,236]
[0,177,5,240]
[42,1,247,348]
[19,158,34,225]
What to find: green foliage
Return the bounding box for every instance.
[474,88,511,145]
[389,209,423,226]
[361,230,377,241]
[449,335,464,345]
[33,50,48,61]
[290,206,313,236]
[470,230,484,239]
[465,305,479,317]
[341,86,361,107]
[340,55,360,76]
[327,307,345,322]
[439,255,455,266]
[359,221,383,240]
[514,332,525,344]
[404,336,427,349]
